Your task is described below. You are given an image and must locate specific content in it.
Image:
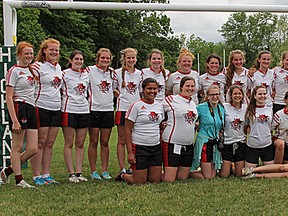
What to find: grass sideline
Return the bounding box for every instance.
[1,128,288,215]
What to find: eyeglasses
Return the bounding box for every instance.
[208,93,220,97]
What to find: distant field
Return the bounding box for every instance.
[1,127,288,215]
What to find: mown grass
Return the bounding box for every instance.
[1,127,288,215]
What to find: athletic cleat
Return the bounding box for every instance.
[242,173,256,179]
[69,174,79,183]
[0,167,9,184]
[43,175,60,184]
[33,177,48,186]
[101,171,112,180]
[242,167,253,176]
[125,167,133,174]
[115,171,125,182]
[16,180,36,189]
[77,175,88,182]
[91,171,102,180]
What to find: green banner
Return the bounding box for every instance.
[0,46,16,167]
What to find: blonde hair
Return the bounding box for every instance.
[280,51,288,68]
[35,38,60,63]
[147,49,167,80]
[226,50,245,89]
[95,48,113,78]
[120,48,137,88]
[202,84,221,103]
[176,48,195,68]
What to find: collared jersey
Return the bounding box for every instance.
[141,67,169,103]
[166,70,199,105]
[162,94,198,145]
[61,68,89,113]
[86,65,116,111]
[272,108,288,144]
[247,106,273,148]
[199,72,226,102]
[6,65,36,106]
[273,67,288,105]
[32,61,62,111]
[223,103,247,144]
[114,68,142,111]
[126,99,164,146]
[250,69,275,108]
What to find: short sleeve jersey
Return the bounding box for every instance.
[199,72,226,102]
[87,65,116,111]
[61,68,90,113]
[141,67,169,103]
[32,61,62,111]
[247,106,273,148]
[114,68,142,111]
[126,99,164,146]
[223,103,247,144]
[272,108,288,143]
[6,65,36,106]
[166,70,199,105]
[273,67,288,105]
[162,94,198,145]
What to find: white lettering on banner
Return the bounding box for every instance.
[3,63,8,78]
[2,125,11,140]
[1,110,9,125]
[1,94,6,109]
[0,78,5,94]
[2,156,10,167]
[2,139,11,156]
[0,48,11,62]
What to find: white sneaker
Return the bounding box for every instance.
[0,167,9,184]
[16,180,36,189]
[69,174,79,183]
[77,175,88,182]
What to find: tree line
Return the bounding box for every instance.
[1,1,288,73]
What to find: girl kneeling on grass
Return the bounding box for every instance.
[162,76,198,182]
[1,41,38,188]
[115,78,164,184]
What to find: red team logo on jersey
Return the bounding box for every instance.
[158,84,163,93]
[212,81,221,87]
[257,114,269,123]
[50,76,61,89]
[230,118,243,131]
[176,76,181,80]
[183,110,197,125]
[126,82,137,94]
[149,111,159,122]
[74,83,86,96]
[98,80,111,93]
[26,76,35,86]
[233,80,244,87]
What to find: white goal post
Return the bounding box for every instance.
[3,0,288,46]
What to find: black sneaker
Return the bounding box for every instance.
[126,167,133,175]
[115,171,125,182]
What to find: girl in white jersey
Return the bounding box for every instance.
[1,42,37,188]
[30,38,62,185]
[162,76,198,182]
[141,49,169,103]
[224,50,251,103]
[244,86,274,169]
[199,54,226,103]
[249,51,275,108]
[87,48,116,180]
[115,78,164,184]
[220,85,247,177]
[62,50,90,183]
[115,48,142,174]
[166,48,199,104]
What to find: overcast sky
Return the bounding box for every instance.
[165,0,287,42]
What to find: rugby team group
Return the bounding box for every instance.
[2,37,288,188]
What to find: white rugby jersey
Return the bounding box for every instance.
[166,70,199,105]
[126,99,164,146]
[86,65,116,111]
[272,108,288,144]
[61,68,89,113]
[223,67,252,104]
[162,94,198,145]
[199,72,226,102]
[223,103,247,145]
[141,67,169,103]
[32,61,62,111]
[250,69,275,108]
[6,65,36,106]
[114,68,142,111]
[247,106,273,148]
[273,67,288,105]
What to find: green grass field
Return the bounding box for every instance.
[1,128,288,215]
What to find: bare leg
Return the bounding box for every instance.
[163,167,178,182]
[63,127,75,174]
[100,128,112,172]
[252,163,288,173]
[274,139,285,164]
[234,161,245,177]
[176,166,191,180]
[75,128,88,173]
[201,162,216,179]
[189,170,205,179]
[123,169,148,184]
[88,128,99,173]
[117,125,126,170]
[147,166,162,183]
[10,130,26,176]
[220,160,232,177]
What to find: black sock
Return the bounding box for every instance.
[76,173,82,177]
[15,175,23,184]
[5,166,13,177]
[69,173,75,178]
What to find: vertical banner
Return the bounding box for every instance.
[0,46,16,167]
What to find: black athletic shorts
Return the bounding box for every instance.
[90,111,114,128]
[36,107,61,127]
[221,142,246,162]
[162,141,193,167]
[62,112,90,128]
[115,111,126,126]
[245,144,274,164]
